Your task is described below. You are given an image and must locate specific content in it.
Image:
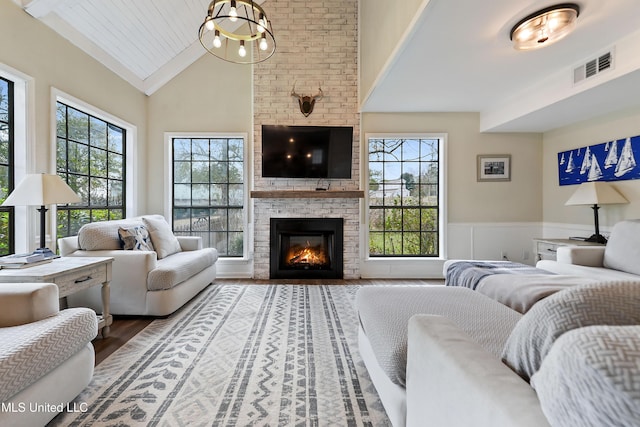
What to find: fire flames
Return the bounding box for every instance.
[286,241,329,268]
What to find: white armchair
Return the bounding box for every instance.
[0,282,96,427]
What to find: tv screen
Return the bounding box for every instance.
[262,125,353,178]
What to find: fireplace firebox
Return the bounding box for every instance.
[270,218,343,279]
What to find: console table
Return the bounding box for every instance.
[533,238,605,262]
[0,256,114,337]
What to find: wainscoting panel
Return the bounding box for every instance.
[360,222,543,279]
[447,222,543,266]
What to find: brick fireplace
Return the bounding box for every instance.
[252,195,360,279]
[251,0,360,279]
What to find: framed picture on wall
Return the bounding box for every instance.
[477,154,511,182]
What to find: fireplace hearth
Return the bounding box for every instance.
[270,218,343,279]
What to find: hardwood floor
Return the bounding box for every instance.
[93,317,152,365]
[92,278,444,365]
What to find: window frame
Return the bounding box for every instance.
[55,100,127,235]
[52,89,137,240]
[0,64,33,254]
[0,76,15,255]
[164,132,250,260]
[364,133,447,261]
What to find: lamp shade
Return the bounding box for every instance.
[1,173,81,207]
[565,181,628,206]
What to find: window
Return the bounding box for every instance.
[56,101,126,238]
[368,136,442,257]
[172,137,244,257]
[0,77,14,255]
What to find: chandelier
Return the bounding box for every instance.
[198,0,276,64]
[510,3,580,50]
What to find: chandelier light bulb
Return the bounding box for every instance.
[259,34,268,51]
[257,13,266,33]
[213,30,222,48]
[238,40,246,57]
[229,0,238,22]
[205,17,215,31]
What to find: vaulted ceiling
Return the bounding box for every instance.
[15,0,640,132]
[18,0,215,95]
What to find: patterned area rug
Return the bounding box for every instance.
[49,284,391,426]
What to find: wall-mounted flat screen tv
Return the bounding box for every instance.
[262,125,353,178]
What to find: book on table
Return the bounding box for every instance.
[0,253,53,268]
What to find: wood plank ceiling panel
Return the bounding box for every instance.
[55,0,203,80]
[22,0,264,92]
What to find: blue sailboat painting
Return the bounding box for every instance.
[558,135,640,185]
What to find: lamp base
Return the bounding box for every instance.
[33,247,60,260]
[585,234,607,244]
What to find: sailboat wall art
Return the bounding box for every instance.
[558,135,640,186]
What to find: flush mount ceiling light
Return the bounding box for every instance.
[199,0,275,64]
[510,3,580,50]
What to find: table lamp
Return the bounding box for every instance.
[565,181,628,243]
[1,173,81,258]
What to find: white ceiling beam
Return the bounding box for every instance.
[37,12,145,93]
[143,41,207,96]
[22,0,75,18]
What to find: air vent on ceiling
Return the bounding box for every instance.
[573,50,614,84]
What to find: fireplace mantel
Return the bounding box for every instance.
[251,190,364,199]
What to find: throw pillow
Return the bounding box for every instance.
[79,219,141,250]
[118,225,154,251]
[602,219,640,275]
[142,216,182,259]
[501,281,640,382]
[531,325,640,426]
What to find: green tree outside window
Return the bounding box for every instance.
[368,137,440,257]
[56,102,125,239]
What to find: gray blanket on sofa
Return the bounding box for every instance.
[445,260,553,290]
[445,261,596,313]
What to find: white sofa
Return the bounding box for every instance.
[58,215,218,316]
[537,219,640,281]
[357,281,640,427]
[0,282,97,427]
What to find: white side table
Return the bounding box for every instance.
[0,256,114,337]
[533,238,605,262]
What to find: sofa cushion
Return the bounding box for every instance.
[0,283,59,327]
[118,225,154,251]
[147,248,217,291]
[501,281,640,381]
[78,218,143,250]
[603,219,640,275]
[143,216,182,259]
[356,286,522,387]
[531,325,640,426]
[0,308,97,402]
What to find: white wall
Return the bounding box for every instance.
[542,106,640,237]
[147,54,253,277]
[361,112,544,275]
[147,54,253,216]
[0,1,147,251]
[359,0,428,105]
